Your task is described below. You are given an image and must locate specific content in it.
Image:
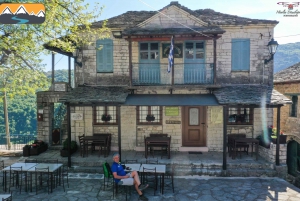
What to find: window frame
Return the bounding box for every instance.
[137,106,162,125]
[227,106,253,125]
[93,106,118,125]
[139,42,160,61]
[290,95,298,117]
[96,38,113,73]
[231,38,250,71]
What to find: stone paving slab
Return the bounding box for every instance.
[1,176,300,201]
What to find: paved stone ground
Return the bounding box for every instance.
[1,175,300,201]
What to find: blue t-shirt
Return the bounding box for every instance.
[111,162,126,183]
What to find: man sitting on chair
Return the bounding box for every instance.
[111,153,149,200]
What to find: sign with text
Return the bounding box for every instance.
[71,113,83,121]
[165,107,179,116]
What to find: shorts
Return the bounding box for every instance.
[120,173,134,185]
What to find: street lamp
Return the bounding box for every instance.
[264,38,279,64]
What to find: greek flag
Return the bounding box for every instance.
[167,36,174,73]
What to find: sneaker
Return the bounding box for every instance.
[138,184,149,191]
[139,194,148,201]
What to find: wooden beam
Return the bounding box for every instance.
[127,36,220,42]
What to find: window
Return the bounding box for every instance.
[93,106,118,125]
[290,96,298,117]
[185,42,204,60]
[227,107,253,125]
[139,43,159,60]
[137,106,162,125]
[96,39,113,73]
[231,39,250,71]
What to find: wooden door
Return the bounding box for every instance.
[182,106,207,147]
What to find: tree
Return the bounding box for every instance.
[0,0,109,149]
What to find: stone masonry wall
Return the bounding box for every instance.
[258,143,287,164]
[273,82,300,139]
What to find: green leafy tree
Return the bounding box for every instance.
[0,0,109,149]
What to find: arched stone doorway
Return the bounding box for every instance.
[287,140,300,176]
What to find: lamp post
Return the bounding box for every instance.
[264,38,279,64]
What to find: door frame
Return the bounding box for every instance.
[181,106,207,147]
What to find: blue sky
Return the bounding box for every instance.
[42,0,300,71]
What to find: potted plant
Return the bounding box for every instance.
[23,144,31,157]
[101,114,111,122]
[60,138,78,157]
[27,140,48,156]
[146,114,155,121]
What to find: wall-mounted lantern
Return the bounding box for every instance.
[264,38,279,64]
[74,48,83,67]
[112,31,122,38]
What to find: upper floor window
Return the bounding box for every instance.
[228,107,253,125]
[231,39,250,71]
[185,42,204,60]
[137,106,162,125]
[139,43,159,60]
[290,96,298,117]
[96,39,113,73]
[93,106,118,125]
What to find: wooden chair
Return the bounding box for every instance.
[149,134,170,159]
[227,134,249,158]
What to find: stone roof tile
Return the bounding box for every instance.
[214,85,291,105]
[59,86,128,104]
[92,2,278,29]
[274,62,300,83]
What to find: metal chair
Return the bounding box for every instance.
[34,167,50,194]
[142,167,157,195]
[0,160,4,190]
[25,159,37,163]
[125,159,138,164]
[61,165,69,191]
[146,158,158,164]
[9,166,23,194]
[102,162,113,191]
[164,163,175,193]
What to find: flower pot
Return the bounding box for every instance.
[60,148,77,157]
[146,115,155,121]
[23,146,31,157]
[271,135,287,144]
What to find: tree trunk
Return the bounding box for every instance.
[3,91,11,150]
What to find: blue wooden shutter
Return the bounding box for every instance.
[231,39,250,71]
[96,39,113,72]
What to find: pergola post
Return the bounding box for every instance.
[276,105,281,166]
[222,105,228,170]
[118,105,122,161]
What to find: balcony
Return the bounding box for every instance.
[132,63,214,85]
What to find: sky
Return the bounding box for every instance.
[42,0,300,71]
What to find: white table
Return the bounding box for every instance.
[124,164,141,172]
[0,194,11,199]
[27,163,63,193]
[2,162,38,192]
[140,164,166,194]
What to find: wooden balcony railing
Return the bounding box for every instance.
[132,63,214,85]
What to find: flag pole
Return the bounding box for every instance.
[171,35,174,85]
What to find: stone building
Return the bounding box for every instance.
[37,2,291,167]
[273,62,300,176]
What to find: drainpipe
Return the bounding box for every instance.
[276,105,281,166]
[213,35,217,84]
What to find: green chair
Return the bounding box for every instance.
[103,162,113,191]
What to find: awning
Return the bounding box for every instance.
[124,94,219,106]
